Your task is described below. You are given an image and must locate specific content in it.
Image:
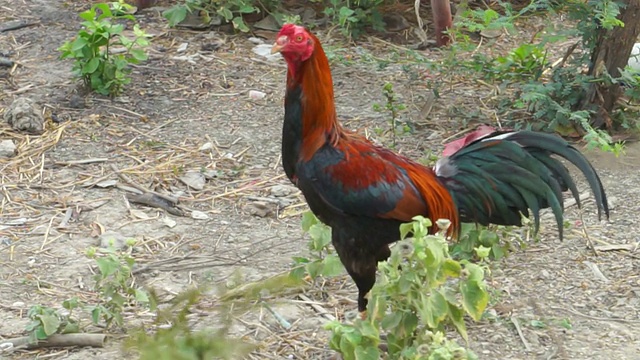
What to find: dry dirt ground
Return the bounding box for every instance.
[1,1,639,359]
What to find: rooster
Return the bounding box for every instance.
[271,24,609,317]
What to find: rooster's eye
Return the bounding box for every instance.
[295,35,303,42]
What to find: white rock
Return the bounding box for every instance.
[96,179,118,188]
[199,142,213,151]
[629,43,640,72]
[252,44,281,62]
[249,90,266,100]
[163,217,177,228]
[177,42,189,53]
[191,210,209,220]
[248,37,264,45]
[0,140,16,158]
[179,171,206,190]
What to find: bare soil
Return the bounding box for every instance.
[1,1,638,360]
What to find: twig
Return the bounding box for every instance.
[297,294,336,321]
[583,261,609,283]
[126,193,184,216]
[0,20,39,32]
[261,301,292,330]
[550,306,640,324]
[0,333,105,352]
[510,317,531,351]
[54,158,109,166]
[109,164,179,205]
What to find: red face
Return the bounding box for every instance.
[271,24,314,62]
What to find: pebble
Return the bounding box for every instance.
[270,184,297,197]
[0,140,16,158]
[249,90,266,100]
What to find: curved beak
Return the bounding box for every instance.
[271,36,287,54]
[271,43,283,54]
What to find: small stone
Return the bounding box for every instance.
[249,90,266,100]
[0,140,16,158]
[270,184,296,197]
[248,37,264,45]
[12,301,25,307]
[69,94,86,109]
[253,15,279,31]
[96,179,117,188]
[179,171,206,190]
[245,201,273,217]
[252,44,281,62]
[4,97,44,134]
[383,13,410,32]
[176,42,188,53]
[191,210,209,220]
[163,217,177,228]
[199,142,213,151]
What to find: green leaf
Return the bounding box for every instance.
[308,224,331,250]
[135,288,150,303]
[320,254,344,277]
[218,7,233,21]
[94,3,113,20]
[460,279,488,321]
[354,345,380,360]
[232,17,249,32]
[305,260,322,279]
[79,9,96,21]
[447,301,468,341]
[71,37,89,52]
[129,48,148,62]
[530,319,546,328]
[37,314,61,336]
[381,311,402,330]
[34,326,48,340]
[301,211,318,232]
[82,57,100,74]
[442,259,462,277]
[399,222,413,240]
[61,321,80,334]
[238,5,257,13]
[474,245,491,259]
[339,6,355,18]
[95,256,119,277]
[163,6,188,27]
[62,298,80,310]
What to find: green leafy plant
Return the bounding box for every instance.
[450,223,522,261]
[25,299,81,343]
[85,245,151,329]
[58,2,150,96]
[373,82,409,147]
[326,216,489,359]
[128,288,254,360]
[163,0,264,32]
[323,0,385,39]
[291,212,344,281]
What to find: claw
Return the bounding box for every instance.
[359,310,367,320]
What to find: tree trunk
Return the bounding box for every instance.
[431,0,452,46]
[582,0,640,129]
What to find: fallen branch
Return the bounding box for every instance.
[109,163,179,205]
[0,333,106,352]
[126,192,184,216]
[0,20,39,32]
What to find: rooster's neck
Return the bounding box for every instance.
[283,43,341,174]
